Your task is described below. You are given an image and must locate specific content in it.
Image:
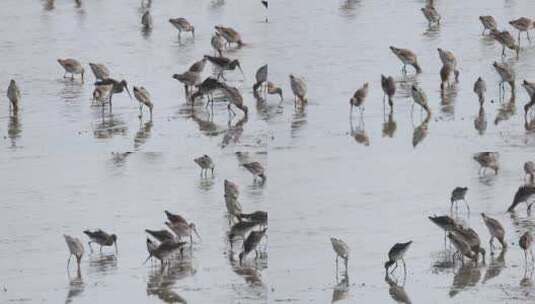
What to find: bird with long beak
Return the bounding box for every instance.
[172,71,201,98]
[133,86,153,119]
[94,78,132,109]
[204,55,244,80]
[64,234,84,272]
[7,79,21,114]
[384,241,412,276]
[58,58,85,82]
[83,229,118,253]
[267,82,283,101]
[214,25,243,47]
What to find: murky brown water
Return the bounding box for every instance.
[3,0,535,303]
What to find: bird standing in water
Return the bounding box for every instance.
[133,86,153,119]
[242,161,266,182]
[94,78,132,109]
[474,77,486,104]
[83,229,118,253]
[239,228,267,264]
[253,64,268,95]
[519,231,534,267]
[481,213,506,251]
[88,63,110,81]
[330,237,350,274]
[64,234,84,272]
[384,241,412,276]
[215,25,243,47]
[6,80,21,114]
[289,74,307,105]
[390,46,422,74]
[169,18,195,38]
[349,83,369,116]
[473,152,499,175]
[58,58,85,82]
[507,185,535,213]
[509,17,533,46]
[450,187,469,213]
[381,75,396,109]
[193,154,215,176]
[479,16,497,35]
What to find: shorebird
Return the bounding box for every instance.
[204,55,244,80]
[6,80,20,113]
[193,154,215,176]
[481,213,506,250]
[266,82,283,101]
[479,16,497,35]
[381,75,396,108]
[410,85,430,114]
[453,225,485,263]
[220,84,248,116]
[224,179,240,199]
[83,229,118,253]
[384,241,412,276]
[241,161,266,181]
[330,237,350,273]
[238,211,267,226]
[261,0,268,22]
[440,64,453,90]
[349,83,369,115]
[289,74,307,105]
[94,78,132,107]
[429,215,457,245]
[490,30,520,58]
[172,71,201,97]
[525,161,535,183]
[145,229,175,243]
[133,86,153,119]
[474,77,486,104]
[144,239,186,265]
[64,234,84,271]
[437,48,459,80]
[225,195,242,223]
[191,77,224,105]
[211,32,225,56]
[450,187,468,212]
[215,25,243,47]
[253,64,268,94]
[421,5,440,26]
[509,17,533,45]
[169,18,195,38]
[448,232,476,264]
[239,228,267,264]
[473,152,499,175]
[164,210,200,244]
[507,185,535,213]
[88,63,110,81]
[390,46,421,74]
[523,80,535,100]
[519,231,534,267]
[141,10,152,29]
[189,58,208,73]
[58,58,84,82]
[229,221,259,244]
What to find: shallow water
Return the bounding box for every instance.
[3,0,535,303]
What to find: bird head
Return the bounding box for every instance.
[363,82,369,89]
[289,74,295,80]
[384,260,394,271]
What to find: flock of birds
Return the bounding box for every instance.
[6,0,535,301]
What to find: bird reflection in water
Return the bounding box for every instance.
[65,270,84,304]
[449,263,481,298]
[412,111,431,147]
[495,95,516,125]
[474,104,487,135]
[92,112,127,139]
[482,248,506,284]
[350,116,369,146]
[7,113,22,148]
[146,261,194,304]
[385,273,411,304]
[290,107,307,138]
[253,90,283,121]
[229,253,264,287]
[383,108,397,138]
[134,119,153,150]
[440,87,457,118]
[221,115,248,148]
[331,275,350,303]
[87,254,117,274]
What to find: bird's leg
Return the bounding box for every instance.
[67,255,72,269]
[518,31,521,46]
[88,241,93,253]
[100,245,103,253]
[465,199,470,214]
[528,31,532,42]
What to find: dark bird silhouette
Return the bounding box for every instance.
[83,229,118,253]
[507,185,535,213]
[239,228,267,264]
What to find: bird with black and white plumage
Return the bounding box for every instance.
[267,82,283,101]
[242,161,266,182]
[94,78,132,109]
[390,46,421,74]
[7,80,21,114]
[289,74,307,105]
[450,187,469,213]
[253,64,268,95]
[447,232,477,264]
[519,231,534,267]
[144,238,187,265]
[238,210,267,226]
[525,161,535,184]
[220,83,248,117]
[145,229,176,243]
[191,77,225,106]
[481,213,506,251]
[133,86,153,119]
[349,83,369,116]
[88,63,110,81]
[479,16,497,35]
[64,234,85,272]
[141,10,152,30]
[507,185,535,213]
[83,229,118,253]
[239,228,267,264]
[452,225,485,263]
[330,237,350,274]
[193,154,215,176]
[204,55,244,81]
[384,241,412,276]
[381,75,396,108]
[229,221,259,248]
[215,25,243,47]
[211,32,225,56]
[58,58,85,82]
[169,18,195,38]
[473,152,499,175]
[474,77,486,105]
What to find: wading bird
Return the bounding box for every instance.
[215,25,243,47]
[133,86,153,119]
[172,71,201,97]
[384,241,412,276]
[390,46,422,74]
[473,152,499,175]
[450,187,469,213]
[58,58,85,82]
[289,74,307,105]
[448,232,476,264]
[381,75,396,108]
[474,77,486,104]
[169,18,195,38]
[525,161,535,183]
[141,10,152,29]
[421,4,440,26]
[94,78,132,107]
[189,58,208,73]
[349,83,369,115]
[220,84,248,117]
[204,55,244,80]
[453,225,485,263]
[64,234,84,271]
[481,213,506,250]
[6,80,20,113]
[239,228,267,264]
[507,185,535,213]
[519,231,533,267]
[145,229,175,243]
[211,32,225,56]
[490,30,520,58]
[330,237,350,273]
[253,64,268,94]
[83,229,118,253]
[144,239,186,265]
[88,63,110,81]
[241,161,266,181]
[191,77,224,106]
[411,85,430,114]
[509,17,533,45]
[267,82,283,101]
[479,16,497,35]
[193,154,215,176]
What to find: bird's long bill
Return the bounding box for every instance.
[142,254,151,265]
[238,65,245,79]
[114,241,118,253]
[193,227,201,241]
[125,86,133,100]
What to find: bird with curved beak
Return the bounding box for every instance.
[204,55,245,80]
[83,229,118,253]
[94,78,132,109]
